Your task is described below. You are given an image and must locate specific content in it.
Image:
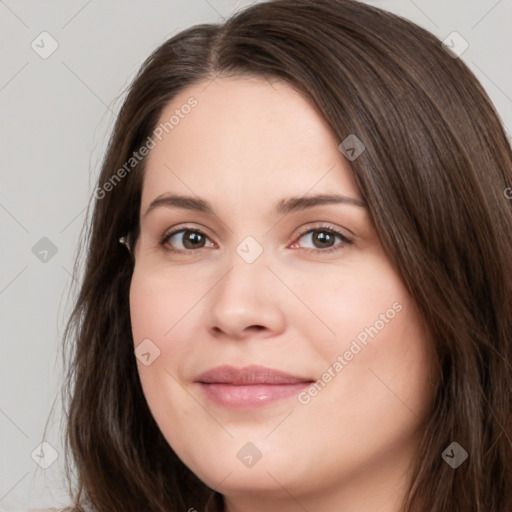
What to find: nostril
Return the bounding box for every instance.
[248,325,265,331]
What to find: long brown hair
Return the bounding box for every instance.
[58,0,512,510]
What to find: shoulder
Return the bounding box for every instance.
[26,509,64,511]
[24,504,89,512]
[26,508,75,512]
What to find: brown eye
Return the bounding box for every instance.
[308,229,337,249]
[160,228,215,252]
[181,230,207,249]
[292,225,353,253]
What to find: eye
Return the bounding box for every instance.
[159,223,353,254]
[159,227,215,253]
[290,224,353,253]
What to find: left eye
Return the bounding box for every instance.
[292,227,352,252]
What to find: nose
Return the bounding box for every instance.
[206,248,286,341]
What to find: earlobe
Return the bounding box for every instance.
[119,235,132,254]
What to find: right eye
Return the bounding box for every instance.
[159,227,216,253]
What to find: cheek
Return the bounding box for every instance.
[129,267,206,347]
[129,270,199,440]
[129,271,166,344]
[128,268,201,413]
[321,289,435,433]
[128,270,186,399]
[305,256,435,419]
[295,259,410,355]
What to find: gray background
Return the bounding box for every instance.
[1,0,511,510]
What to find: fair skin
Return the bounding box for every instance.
[129,75,437,512]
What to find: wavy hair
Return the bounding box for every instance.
[57,0,512,510]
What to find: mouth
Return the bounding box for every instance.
[195,365,315,409]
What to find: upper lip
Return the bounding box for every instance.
[195,365,314,385]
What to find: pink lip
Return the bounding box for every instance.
[195,365,314,409]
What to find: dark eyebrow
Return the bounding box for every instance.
[143,193,366,219]
[277,193,366,213]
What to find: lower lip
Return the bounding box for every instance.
[198,382,311,409]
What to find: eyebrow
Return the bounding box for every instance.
[143,193,367,219]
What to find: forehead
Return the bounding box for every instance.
[140,75,360,212]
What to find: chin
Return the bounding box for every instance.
[173,438,313,496]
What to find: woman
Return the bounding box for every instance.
[55,0,512,510]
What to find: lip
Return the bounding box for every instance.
[195,365,314,409]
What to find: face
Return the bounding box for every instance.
[129,75,436,510]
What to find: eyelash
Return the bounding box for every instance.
[158,223,353,255]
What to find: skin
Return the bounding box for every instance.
[129,75,437,512]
